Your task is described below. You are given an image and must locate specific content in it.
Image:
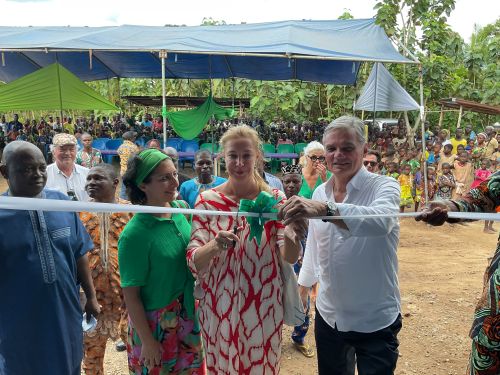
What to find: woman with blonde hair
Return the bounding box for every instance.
[187,125,307,374]
[298,141,332,199]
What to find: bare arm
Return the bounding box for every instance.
[192,231,239,272]
[76,254,100,318]
[280,221,307,264]
[415,200,459,225]
[278,196,348,230]
[122,287,162,370]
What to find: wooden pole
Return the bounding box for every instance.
[457,105,463,128]
[438,105,444,129]
[418,65,428,203]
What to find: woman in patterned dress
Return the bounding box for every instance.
[187,125,307,374]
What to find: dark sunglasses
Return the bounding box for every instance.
[363,161,377,167]
[308,155,325,162]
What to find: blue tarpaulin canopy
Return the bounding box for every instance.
[0,19,415,84]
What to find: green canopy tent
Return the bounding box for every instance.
[0,63,118,111]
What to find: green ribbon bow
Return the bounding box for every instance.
[239,191,282,246]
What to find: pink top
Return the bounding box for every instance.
[471,169,491,189]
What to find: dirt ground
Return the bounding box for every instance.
[101,219,497,375]
[1,176,497,374]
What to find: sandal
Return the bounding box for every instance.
[293,342,315,358]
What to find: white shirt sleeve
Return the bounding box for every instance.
[297,222,319,287]
[337,177,400,237]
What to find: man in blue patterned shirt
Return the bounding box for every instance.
[0,141,100,375]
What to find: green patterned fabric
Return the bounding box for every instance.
[452,171,500,374]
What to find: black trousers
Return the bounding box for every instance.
[315,308,402,375]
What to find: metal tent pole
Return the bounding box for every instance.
[372,63,379,133]
[419,65,428,204]
[160,50,168,150]
[55,55,64,127]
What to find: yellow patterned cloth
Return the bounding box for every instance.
[117,140,139,176]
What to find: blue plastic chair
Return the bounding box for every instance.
[94,137,110,145]
[166,137,183,151]
[102,138,124,163]
[135,136,150,148]
[180,140,200,169]
[91,139,108,151]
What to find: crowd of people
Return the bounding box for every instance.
[363,121,500,233]
[1,113,500,375]
[0,113,331,162]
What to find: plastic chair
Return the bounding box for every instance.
[106,138,123,150]
[94,137,110,145]
[262,144,277,172]
[262,143,276,154]
[135,136,150,148]
[91,139,108,151]
[166,137,183,151]
[200,143,219,153]
[102,139,124,163]
[295,143,307,155]
[180,140,200,169]
[277,143,295,168]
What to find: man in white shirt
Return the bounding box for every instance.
[46,133,90,201]
[279,116,402,375]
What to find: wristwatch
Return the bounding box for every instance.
[322,201,338,222]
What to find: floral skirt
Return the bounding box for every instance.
[127,296,206,375]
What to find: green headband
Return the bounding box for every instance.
[135,149,170,185]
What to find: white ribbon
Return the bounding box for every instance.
[1,196,499,221]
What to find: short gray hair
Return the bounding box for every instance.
[323,116,366,145]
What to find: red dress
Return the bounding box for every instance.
[187,189,286,374]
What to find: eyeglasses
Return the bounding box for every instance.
[308,155,326,162]
[363,160,378,167]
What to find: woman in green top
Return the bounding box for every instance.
[118,149,205,374]
[298,141,332,199]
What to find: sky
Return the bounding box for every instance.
[1,0,498,41]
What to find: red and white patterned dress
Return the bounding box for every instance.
[187,188,286,375]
